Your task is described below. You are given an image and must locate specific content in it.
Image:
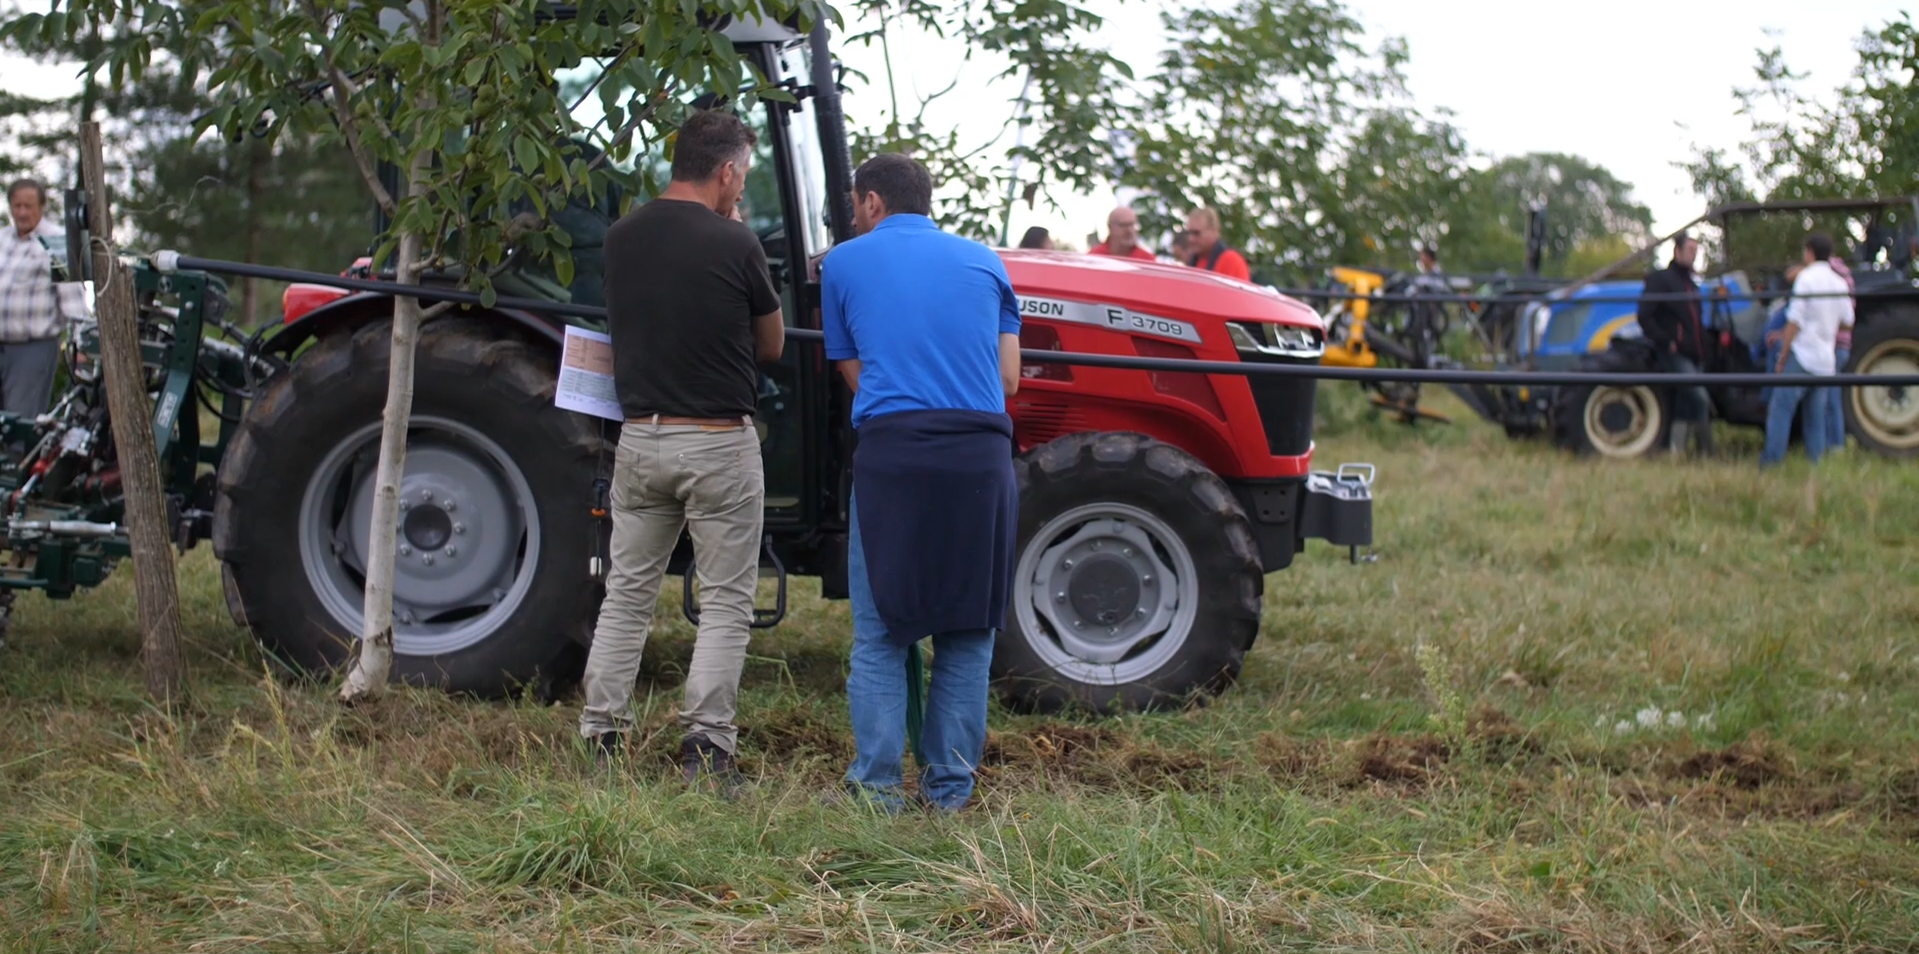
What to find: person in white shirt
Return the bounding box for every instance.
[1761,233,1853,467]
[1,179,87,416]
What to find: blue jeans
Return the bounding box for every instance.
[1762,352,1829,467]
[844,493,995,812]
[1825,346,1850,447]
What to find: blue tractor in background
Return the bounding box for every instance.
[1452,197,1919,459]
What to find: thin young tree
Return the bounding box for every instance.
[6,0,826,701]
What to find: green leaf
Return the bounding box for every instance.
[479,282,498,308]
[513,137,539,174]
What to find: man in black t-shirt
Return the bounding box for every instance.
[580,110,784,791]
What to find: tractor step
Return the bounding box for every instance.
[681,535,788,630]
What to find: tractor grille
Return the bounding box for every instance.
[1013,400,1090,447]
[1240,353,1318,457]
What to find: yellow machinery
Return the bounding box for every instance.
[1319,266,1384,368]
[1318,265,1452,423]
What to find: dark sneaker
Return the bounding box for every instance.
[593,731,623,767]
[680,736,746,798]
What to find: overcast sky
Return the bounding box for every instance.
[4,0,1910,253]
[833,0,1911,249]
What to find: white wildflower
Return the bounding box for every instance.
[1667,711,1687,729]
[1635,706,1664,729]
[1613,720,1634,734]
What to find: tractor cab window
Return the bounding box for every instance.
[776,43,835,262]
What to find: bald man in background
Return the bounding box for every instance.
[1089,207,1155,262]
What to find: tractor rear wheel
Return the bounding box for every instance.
[997,432,1263,713]
[214,317,604,695]
[1844,305,1919,457]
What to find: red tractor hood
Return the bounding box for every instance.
[996,249,1322,331]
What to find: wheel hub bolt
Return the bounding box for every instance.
[1055,592,1066,603]
[1091,541,1102,551]
[444,499,456,512]
[421,490,433,501]
[1063,559,1075,569]
[1136,608,1147,618]
[1123,547,1135,557]
[399,501,409,512]
[1141,575,1153,585]
[399,544,412,556]
[423,555,436,566]
[444,546,457,558]
[454,523,465,535]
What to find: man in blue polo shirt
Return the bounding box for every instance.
[821,153,1022,813]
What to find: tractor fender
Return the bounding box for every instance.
[267,290,567,357]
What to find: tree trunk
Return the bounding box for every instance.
[82,122,187,704]
[338,154,429,704]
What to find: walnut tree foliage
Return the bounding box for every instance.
[3,0,829,299]
[1683,15,1918,273]
[840,0,1132,243]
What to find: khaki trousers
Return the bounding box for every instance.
[579,422,764,751]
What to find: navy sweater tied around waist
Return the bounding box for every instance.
[852,409,1018,646]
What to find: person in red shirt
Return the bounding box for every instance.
[1089,206,1156,262]
[1182,207,1251,281]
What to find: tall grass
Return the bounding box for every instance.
[3,384,1916,952]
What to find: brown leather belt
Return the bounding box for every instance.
[627,413,752,429]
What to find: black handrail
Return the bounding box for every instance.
[159,253,1919,388]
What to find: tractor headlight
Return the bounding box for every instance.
[1526,302,1551,350]
[1229,321,1324,359]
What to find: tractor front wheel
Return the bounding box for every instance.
[997,432,1264,713]
[1553,349,1671,459]
[214,316,604,695]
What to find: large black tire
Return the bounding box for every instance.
[214,317,605,695]
[1843,303,1919,457]
[995,432,1263,713]
[1552,349,1671,459]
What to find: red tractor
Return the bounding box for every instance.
[218,18,1369,712]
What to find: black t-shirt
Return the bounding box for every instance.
[604,198,779,419]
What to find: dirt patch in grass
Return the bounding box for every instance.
[739,705,856,769]
[982,724,1119,766]
[1673,738,1788,789]
[1253,732,1333,779]
[1467,705,1541,759]
[978,723,1226,793]
[1350,734,1451,786]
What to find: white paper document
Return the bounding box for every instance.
[555,325,622,421]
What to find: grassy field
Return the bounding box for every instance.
[4,386,1918,952]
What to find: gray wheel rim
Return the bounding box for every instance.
[1013,502,1200,686]
[1850,339,1919,450]
[1583,385,1662,458]
[298,416,541,657]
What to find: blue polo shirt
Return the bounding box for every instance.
[821,214,1020,427]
